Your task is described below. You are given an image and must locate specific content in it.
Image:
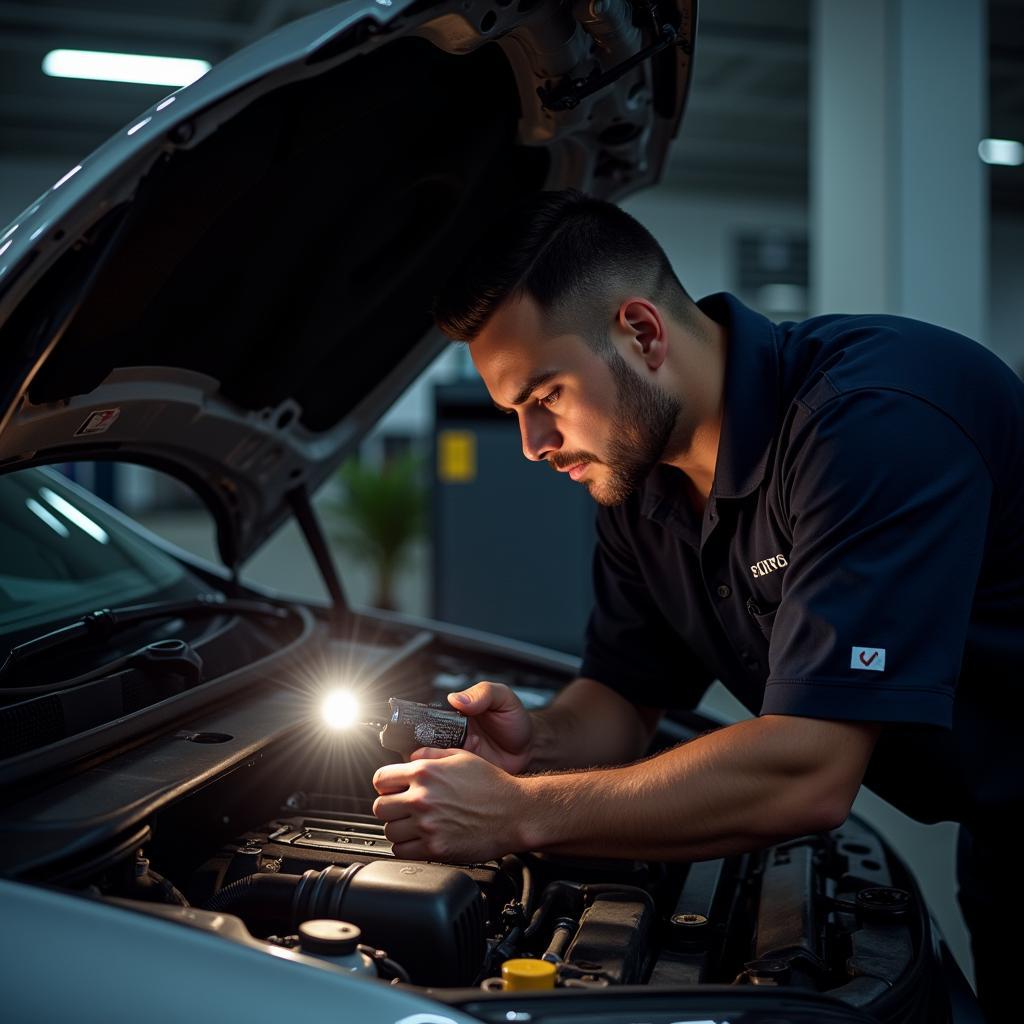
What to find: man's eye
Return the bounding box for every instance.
[539,388,561,408]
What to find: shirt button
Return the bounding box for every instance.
[716,584,731,599]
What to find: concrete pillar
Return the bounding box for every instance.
[811,0,987,343]
[810,0,989,988]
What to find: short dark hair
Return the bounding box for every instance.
[432,189,694,351]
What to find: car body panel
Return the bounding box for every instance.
[0,878,483,1024]
[0,0,695,566]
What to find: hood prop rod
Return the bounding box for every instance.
[286,485,350,635]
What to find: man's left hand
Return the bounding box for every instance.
[372,748,527,862]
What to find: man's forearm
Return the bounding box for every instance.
[517,714,881,860]
[525,677,661,771]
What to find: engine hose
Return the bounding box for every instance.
[525,881,655,942]
[491,925,524,967]
[500,854,536,917]
[542,917,578,962]
[205,872,302,918]
[359,944,412,984]
[148,868,190,907]
[524,881,584,939]
[206,865,369,932]
[291,864,364,928]
[521,861,535,917]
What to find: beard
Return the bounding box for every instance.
[551,349,682,507]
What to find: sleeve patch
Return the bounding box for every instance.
[850,646,885,671]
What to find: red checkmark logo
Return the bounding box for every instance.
[859,650,879,666]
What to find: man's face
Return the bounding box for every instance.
[470,294,681,506]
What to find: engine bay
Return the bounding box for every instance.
[180,801,926,1004]
[2,624,949,1022]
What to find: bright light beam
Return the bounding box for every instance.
[321,689,361,730]
[42,49,211,88]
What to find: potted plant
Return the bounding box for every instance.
[327,452,426,611]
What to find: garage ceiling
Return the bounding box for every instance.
[0,0,1021,212]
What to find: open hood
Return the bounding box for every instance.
[0,0,695,567]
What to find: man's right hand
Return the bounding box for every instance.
[447,681,534,775]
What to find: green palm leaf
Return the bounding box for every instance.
[327,453,426,610]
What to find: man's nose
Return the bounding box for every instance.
[520,410,560,462]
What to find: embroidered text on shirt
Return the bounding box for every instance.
[750,554,789,578]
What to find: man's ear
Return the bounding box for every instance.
[617,298,667,370]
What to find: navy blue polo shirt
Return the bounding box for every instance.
[580,293,1024,829]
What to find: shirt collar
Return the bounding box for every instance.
[700,291,781,501]
[641,292,781,520]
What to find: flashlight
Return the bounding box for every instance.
[361,697,468,758]
[321,689,361,729]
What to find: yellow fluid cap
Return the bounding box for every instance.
[501,958,557,991]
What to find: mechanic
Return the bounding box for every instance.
[372,189,1024,1013]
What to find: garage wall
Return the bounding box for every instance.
[625,187,1024,374]
[623,186,809,304]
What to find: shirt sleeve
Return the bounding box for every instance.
[580,502,714,709]
[761,388,993,728]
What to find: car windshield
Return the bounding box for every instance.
[0,466,192,637]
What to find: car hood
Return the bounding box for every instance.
[0,0,695,567]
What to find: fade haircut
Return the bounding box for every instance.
[433,189,695,353]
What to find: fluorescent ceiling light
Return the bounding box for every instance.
[978,138,1024,167]
[42,49,210,87]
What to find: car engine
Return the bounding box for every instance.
[56,638,946,1024]
[4,626,959,1023]
[185,800,928,1009]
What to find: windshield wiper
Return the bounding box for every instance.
[2,637,205,699]
[0,594,289,683]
